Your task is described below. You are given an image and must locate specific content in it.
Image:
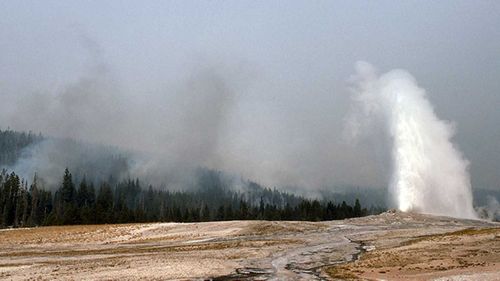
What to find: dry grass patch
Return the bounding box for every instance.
[0,224,144,245]
[326,227,500,280]
[245,221,326,236]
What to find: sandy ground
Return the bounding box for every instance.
[0,211,498,280]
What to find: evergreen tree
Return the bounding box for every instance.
[2,172,20,226]
[55,168,78,224]
[216,205,225,221]
[201,204,210,221]
[354,199,362,217]
[96,182,113,223]
[61,168,76,204]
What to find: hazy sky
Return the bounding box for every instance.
[1,1,499,190]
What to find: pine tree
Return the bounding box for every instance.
[57,169,78,224]
[354,199,362,217]
[216,205,224,221]
[2,172,20,226]
[201,204,210,221]
[28,174,40,226]
[96,182,113,223]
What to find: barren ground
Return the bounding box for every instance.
[0,211,498,280]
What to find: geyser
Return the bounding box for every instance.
[348,62,476,219]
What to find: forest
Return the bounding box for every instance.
[0,168,370,227]
[0,129,380,228]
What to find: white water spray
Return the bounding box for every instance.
[347,62,476,219]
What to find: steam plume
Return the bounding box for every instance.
[346,62,476,219]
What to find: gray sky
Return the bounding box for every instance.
[1,1,499,190]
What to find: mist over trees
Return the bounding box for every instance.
[0,129,43,166]
[0,168,374,228]
[0,129,391,227]
[0,129,130,188]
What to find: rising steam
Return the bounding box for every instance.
[346,62,476,219]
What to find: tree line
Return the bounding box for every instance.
[0,129,42,166]
[0,168,370,228]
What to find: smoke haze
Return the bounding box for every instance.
[0,1,499,201]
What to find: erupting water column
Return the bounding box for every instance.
[349,62,476,219]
